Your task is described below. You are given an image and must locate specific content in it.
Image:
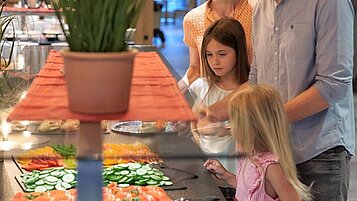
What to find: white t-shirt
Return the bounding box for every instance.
[188,78,236,173]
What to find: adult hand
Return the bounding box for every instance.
[172,120,191,137]
[194,108,231,138]
[196,106,218,127]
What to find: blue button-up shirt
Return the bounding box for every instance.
[249,0,355,163]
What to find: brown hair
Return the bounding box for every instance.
[201,18,250,91]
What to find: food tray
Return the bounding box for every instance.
[27,123,73,135]
[10,121,77,135]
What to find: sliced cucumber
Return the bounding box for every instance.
[26,185,36,190]
[117,164,129,168]
[106,170,114,175]
[136,168,147,176]
[61,182,72,189]
[150,175,162,181]
[39,170,51,175]
[118,183,130,188]
[128,163,142,170]
[142,175,150,179]
[34,180,45,185]
[135,180,147,185]
[44,180,57,186]
[45,176,58,183]
[146,180,158,185]
[162,176,170,181]
[25,188,35,192]
[38,174,48,179]
[120,170,130,175]
[50,171,62,177]
[55,183,66,190]
[161,181,173,186]
[62,174,75,183]
[153,171,164,176]
[141,165,151,170]
[34,186,47,192]
[24,176,38,185]
[125,177,133,184]
[118,176,128,183]
[64,169,74,174]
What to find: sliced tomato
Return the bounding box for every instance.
[11,192,30,201]
[48,190,66,196]
[50,194,69,201]
[22,164,49,171]
[33,197,51,201]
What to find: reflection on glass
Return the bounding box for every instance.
[22,130,31,138]
[1,120,11,141]
[21,142,33,150]
[20,120,30,126]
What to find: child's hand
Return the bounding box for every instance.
[204,159,228,180]
[204,159,237,187]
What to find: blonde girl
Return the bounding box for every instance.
[204,85,312,201]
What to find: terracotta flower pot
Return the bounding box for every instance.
[61,49,136,114]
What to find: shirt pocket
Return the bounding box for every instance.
[287,23,314,58]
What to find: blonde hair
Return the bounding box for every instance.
[229,85,312,201]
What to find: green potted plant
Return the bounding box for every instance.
[53,0,145,114]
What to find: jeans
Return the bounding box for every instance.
[296,146,351,201]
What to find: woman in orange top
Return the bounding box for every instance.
[178,0,256,93]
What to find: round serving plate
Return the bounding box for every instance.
[111,121,175,136]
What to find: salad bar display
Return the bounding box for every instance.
[11,142,193,200]
[2,47,225,200]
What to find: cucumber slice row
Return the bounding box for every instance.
[21,168,77,192]
[103,163,173,187]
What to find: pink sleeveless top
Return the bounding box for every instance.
[235,152,280,201]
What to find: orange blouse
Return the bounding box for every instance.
[183,0,255,74]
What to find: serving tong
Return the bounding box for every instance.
[190,121,231,137]
[151,162,198,181]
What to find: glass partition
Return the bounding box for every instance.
[0,43,242,201]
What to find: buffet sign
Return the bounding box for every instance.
[8,50,196,122]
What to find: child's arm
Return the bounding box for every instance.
[204,159,237,187]
[266,163,301,201]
